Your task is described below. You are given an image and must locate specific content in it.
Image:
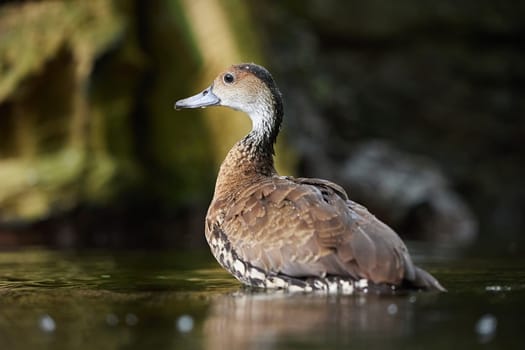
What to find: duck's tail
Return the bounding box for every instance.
[409,266,447,292]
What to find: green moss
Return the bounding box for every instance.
[0,1,125,223]
[0,147,121,221]
[0,0,298,223]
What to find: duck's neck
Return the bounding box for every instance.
[213,106,282,199]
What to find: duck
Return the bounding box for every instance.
[175,63,445,293]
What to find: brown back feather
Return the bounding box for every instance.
[206,174,445,291]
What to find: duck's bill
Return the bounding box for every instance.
[174,86,220,110]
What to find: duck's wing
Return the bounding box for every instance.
[209,175,443,290]
[341,198,444,290]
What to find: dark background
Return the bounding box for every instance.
[0,0,523,254]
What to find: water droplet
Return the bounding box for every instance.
[125,313,139,326]
[106,313,119,326]
[176,315,194,333]
[387,303,398,315]
[485,285,511,292]
[38,314,56,333]
[475,313,497,343]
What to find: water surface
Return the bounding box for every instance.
[0,245,524,349]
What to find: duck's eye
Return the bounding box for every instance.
[223,73,235,84]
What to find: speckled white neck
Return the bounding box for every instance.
[247,108,274,146]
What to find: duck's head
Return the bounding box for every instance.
[175,63,283,138]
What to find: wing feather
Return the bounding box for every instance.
[207,175,437,287]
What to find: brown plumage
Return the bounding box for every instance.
[175,63,445,292]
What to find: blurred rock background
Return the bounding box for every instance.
[0,0,523,252]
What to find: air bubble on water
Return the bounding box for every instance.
[38,314,56,333]
[475,313,497,343]
[176,315,194,333]
[106,313,119,326]
[387,303,398,315]
[125,313,139,326]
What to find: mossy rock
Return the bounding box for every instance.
[0,1,125,223]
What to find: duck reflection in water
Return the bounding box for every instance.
[202,290,430,350]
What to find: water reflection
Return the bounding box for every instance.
[203,290,431,350]
[0,247,524,350]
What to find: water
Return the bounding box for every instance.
[0,245,524,350]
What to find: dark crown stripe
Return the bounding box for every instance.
[235,63,284,154]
